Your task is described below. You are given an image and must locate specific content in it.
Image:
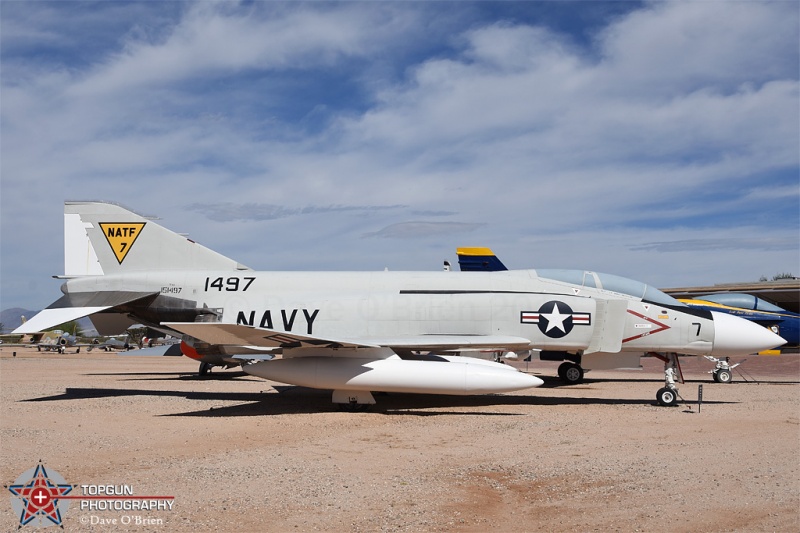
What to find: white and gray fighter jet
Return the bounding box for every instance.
[15,202,785,408]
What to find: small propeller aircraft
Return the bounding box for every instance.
[14,203,785,408]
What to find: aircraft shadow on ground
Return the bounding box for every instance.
[83,370,258,381]
[21,385,735,416]
[538,376,800,386]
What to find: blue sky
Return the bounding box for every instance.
[1,1,798,311]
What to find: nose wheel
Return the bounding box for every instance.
[713,369,732,383]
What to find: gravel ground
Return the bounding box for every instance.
[1,347,798,532]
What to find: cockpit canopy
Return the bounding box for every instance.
[534,269,684,307]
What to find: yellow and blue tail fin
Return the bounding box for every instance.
[456,247,508,272]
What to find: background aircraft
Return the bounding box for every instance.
[35,331,129,353]
[455,247,509,272]
[35,330,86,353]
[14,202,784,408]
[0,316,46,346]
[681,293,798,347]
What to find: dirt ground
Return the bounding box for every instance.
[1,347,798,532]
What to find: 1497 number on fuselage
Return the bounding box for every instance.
[204,276,256,292]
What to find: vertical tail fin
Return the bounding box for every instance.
[456,247,509,272]
[63,202,250,276]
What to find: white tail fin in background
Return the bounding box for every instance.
[63,202,250,276]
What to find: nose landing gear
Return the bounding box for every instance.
[704,356,741,384]
[651,352,684,407]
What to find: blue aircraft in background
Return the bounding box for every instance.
[455,247,509,272]
[680,293,798,347]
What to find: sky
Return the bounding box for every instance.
[1,0,798,312]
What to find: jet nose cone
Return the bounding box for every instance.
[711,311,787,356]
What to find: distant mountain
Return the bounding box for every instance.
[0,308,36,333]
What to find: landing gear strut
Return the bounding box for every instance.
[332,390,375,411]
[654,353,682,407]
[705,356,738,384]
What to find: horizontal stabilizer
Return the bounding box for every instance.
[13,291,160,334]
[13,307,111,334]
[46,291,159,309]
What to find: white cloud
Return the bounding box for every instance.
[597,1,797,95]
[364,221,485,239]
[68,3,413,97]
[1,1,797,310]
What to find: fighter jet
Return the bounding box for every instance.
[28,331,128,353]
[15,202,785,408]
[35,330,80,353]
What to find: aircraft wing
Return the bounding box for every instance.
[164,322,375,349]
[164,322,532,352]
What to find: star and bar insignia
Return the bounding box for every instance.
[521,300,591,338]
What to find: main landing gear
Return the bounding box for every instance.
[653,353,682,407]
[199,362,213,376]
[333,390,375,411]
[656,386,678,407]
[540,352,586,384]
[557,362,585,384]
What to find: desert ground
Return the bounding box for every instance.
[1,346,798,532]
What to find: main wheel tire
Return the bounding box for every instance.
[716,369,732,383]
[558,362,584,384]
[656,387,678,407]
[337,402,370,412]
[199,362,211,376]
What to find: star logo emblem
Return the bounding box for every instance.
[520,301,592,338]
[541,302,569,334]
[7,463,74,528]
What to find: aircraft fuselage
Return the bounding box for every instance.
[62,268,719,359]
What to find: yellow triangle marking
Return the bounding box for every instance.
[99,223,146,264]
